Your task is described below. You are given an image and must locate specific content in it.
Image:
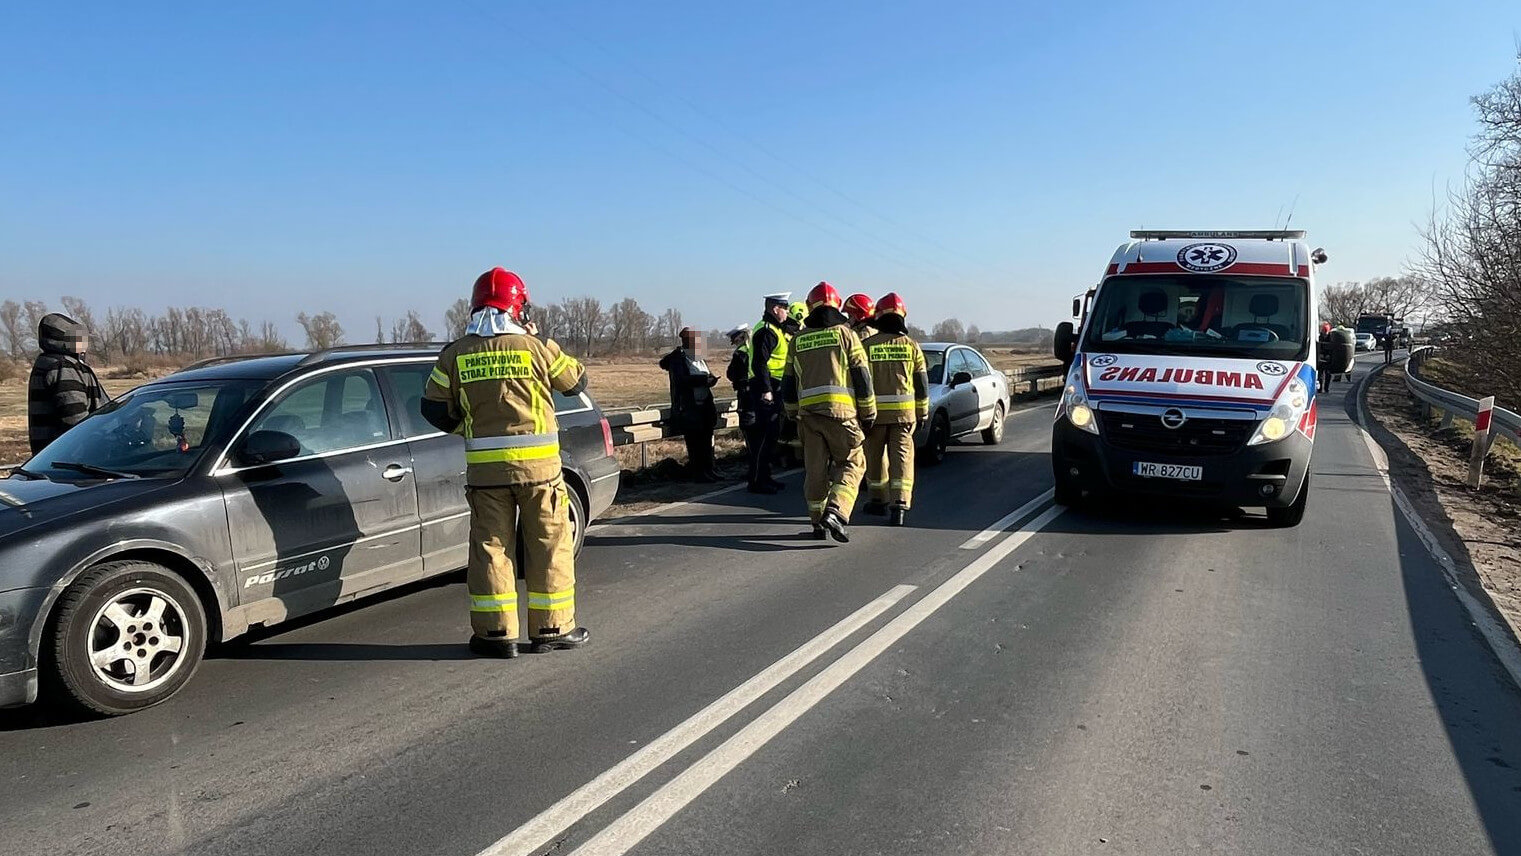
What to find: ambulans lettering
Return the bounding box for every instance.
[244,555,330,588]
[457,350,533,383]
[1094,364,1265,391]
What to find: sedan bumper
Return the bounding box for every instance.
[0,587,48,708]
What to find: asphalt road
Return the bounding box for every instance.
[3,354,1520,856]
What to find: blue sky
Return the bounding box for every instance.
[2,1,1517,340]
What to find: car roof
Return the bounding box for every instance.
[154,344,446,384]
[919,342,959,352]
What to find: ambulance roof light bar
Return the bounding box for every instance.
[1130,229,1307,241]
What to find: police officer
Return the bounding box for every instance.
[843,293,877,339]
[422,268,590,658]
[782,282,875,542]
[747,292,792,495]
[861,293,929,526]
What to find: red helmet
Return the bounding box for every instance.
[843,293,875,323]
[471,268,530,319]
[806,281,842,311]
[875,292,907,320]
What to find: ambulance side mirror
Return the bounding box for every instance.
[1053,321,1077,364]
[1071,297,1082,318]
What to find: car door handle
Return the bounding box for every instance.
[382,465,413,482]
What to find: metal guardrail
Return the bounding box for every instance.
[1405,346,1521,446]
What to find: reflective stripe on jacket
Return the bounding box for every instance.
[781,321,875,422]
[424,333,586,486]
[748,319,789,382]
[863,331,929,425]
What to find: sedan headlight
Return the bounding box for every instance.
[1249,378,1311,446]
[1056,364,1099,435]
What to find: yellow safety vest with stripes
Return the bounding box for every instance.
[782,321,875,422]
[423,333,586,486]
[863,330,930,425]
[748,319,789,381]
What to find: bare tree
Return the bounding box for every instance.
[606,297,652,354]
[296,311,345,350]
[22,301,48,356]
[966,324,981,343]
[255,321,289,353]
[60,296,96,337]
[0,300,26,360]
[931,318,966,342]
[1318,281,1370,327]
[561,297,605,355]
[374,316,385,345]
[445,298,471,339]
[906,322,928,341]
[656,308,684,341]
[390,310,433,343]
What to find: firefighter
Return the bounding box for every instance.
[747,292,792,494]
[776,300,807,469]
[786,301,807,335]
[421,268,590,658]
[861,293,929,526]
[782,282,875,542]
[843,293,877,339]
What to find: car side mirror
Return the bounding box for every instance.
[1053,321,1077,363]
[950,371,974,388]
[1071,297,1082,318]
[238,430,302,467]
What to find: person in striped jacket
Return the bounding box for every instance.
[28,313,107,455]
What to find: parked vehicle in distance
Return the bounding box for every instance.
[914,344,1012,463]
[1355,332,1377,351]
[1051,229,1353,527]
[0,345,619,715]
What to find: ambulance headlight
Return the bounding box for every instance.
[1057,364,1099,435]
[1249,379,1309,446]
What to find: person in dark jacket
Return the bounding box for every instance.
[28,313,107,454]
[660,328,721,482]
[746,292,793,494]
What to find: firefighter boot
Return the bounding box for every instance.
[469,632,520,659]
[822,507,850,543]
[888,503,907,527]
[530,626,590,653]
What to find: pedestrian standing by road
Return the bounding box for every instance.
[1316,322,1335,394]
[725,325,756,464]
[747,292,793,495]
[861,293,929,526]
[1382,329,1395,365]
[28,313,107,455]
[660,327,721,483]
[783,282,875,542]
[421,267,590,659]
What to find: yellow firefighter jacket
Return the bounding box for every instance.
[424,333,586,486]
[782,318,875,423]
[862,330,930,425]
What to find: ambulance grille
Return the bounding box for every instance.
[1099,411,1251,456]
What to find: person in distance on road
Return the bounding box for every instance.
[659,327,721,483]
[421,268,590,659]
[725,325,757,464]
[747,292,793,495]
[861,293,929,526]
[782,282,876,542]
[843,292,877,340]
[28,313,107,455]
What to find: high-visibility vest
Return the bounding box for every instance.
[783,322,875,421]
[748,319,789,381]
[863,330,929,425]
[424,333,586,486]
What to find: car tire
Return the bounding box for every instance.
[566,480,589,555]
[1267,475,1309,528]
[981,402,1006,445]
[922,412,950,466]
[1052,455,1083,507]
[45,560,208,716]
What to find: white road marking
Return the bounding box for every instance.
[959,488,1055,549]
[475,583,917,856]
[568,505,1066,856]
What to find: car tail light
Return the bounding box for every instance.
[600,417,615,458]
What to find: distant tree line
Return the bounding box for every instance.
[1316,276,1428,328]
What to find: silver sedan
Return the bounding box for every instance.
[912,343,1012,463]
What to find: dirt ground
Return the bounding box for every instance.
[1363,363,1521,641]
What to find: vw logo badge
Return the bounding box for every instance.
[1160,408,1188,429]
[317,555,331,571]
[1176,243,1238,273]
[1089,354,1117,367]
[1257,360,1288,376]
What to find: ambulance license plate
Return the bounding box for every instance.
[1133,462,1203,481]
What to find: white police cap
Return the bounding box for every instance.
[763,291,791,306]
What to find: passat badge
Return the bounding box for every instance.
[1177,243,1238,273]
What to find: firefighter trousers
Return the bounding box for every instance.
[865,423,916,508]
[798,413,865,526]
[465,476,576,640]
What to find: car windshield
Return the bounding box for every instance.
[924,349,946,384]
[1083,274,1310,361]
[25,379,263,479]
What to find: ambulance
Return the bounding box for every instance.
[1050,230,1351,527]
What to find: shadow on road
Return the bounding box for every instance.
[220,642,477,662]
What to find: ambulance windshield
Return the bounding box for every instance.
[1082,275,1310,361]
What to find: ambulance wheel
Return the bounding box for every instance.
[1267,476,1309,528]
[1052,457,1083,508]
[45,561,207,716]
[981,402,1005,445]
[923,413,950,466]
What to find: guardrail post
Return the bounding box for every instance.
[1468,396,1495,488]
[1439,409,1453,429]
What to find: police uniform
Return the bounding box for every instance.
[782,306,875,540]
[747,293,792,492]
[862,325,929,522]
[424,323,587,647]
